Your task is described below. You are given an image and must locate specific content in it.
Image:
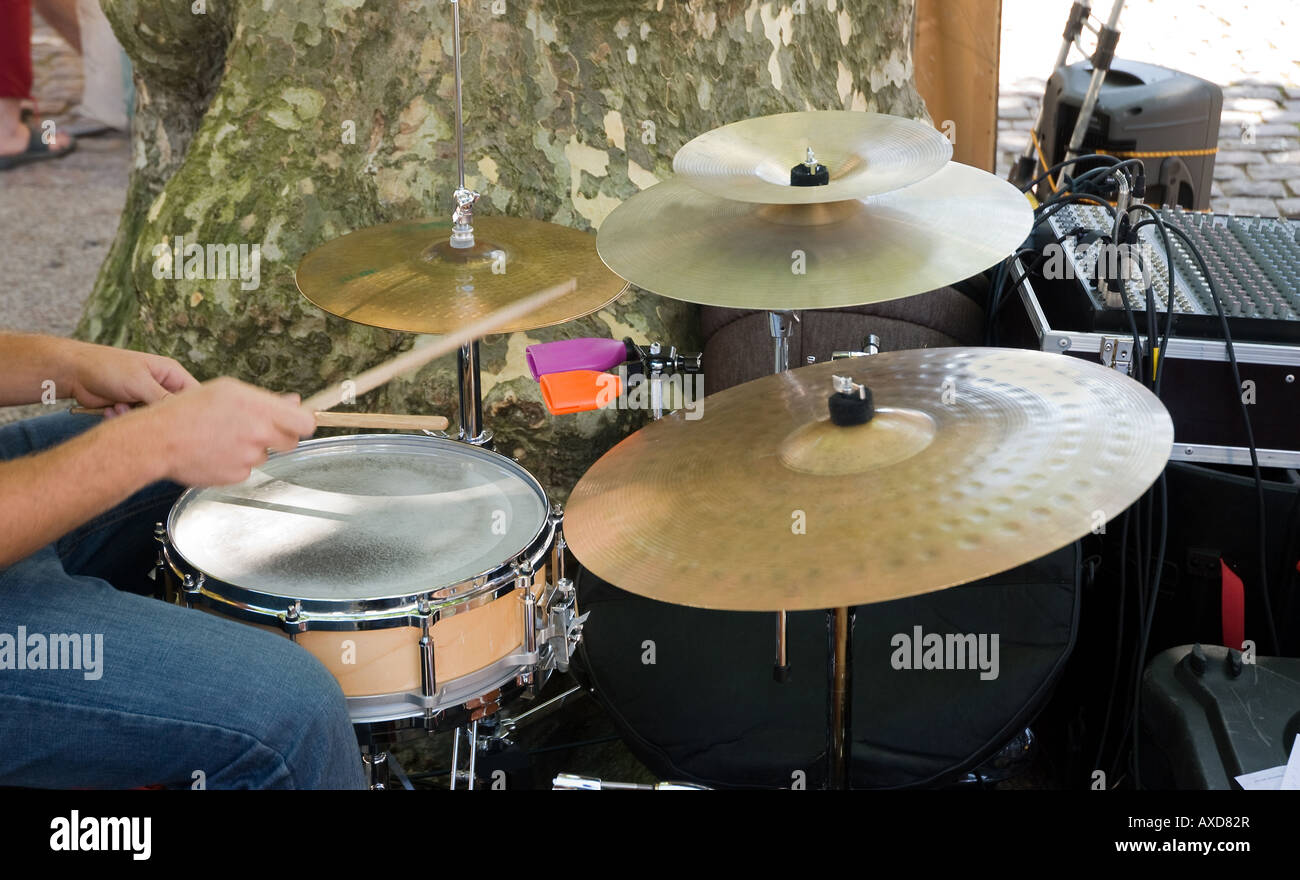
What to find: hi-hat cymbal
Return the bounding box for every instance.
[564,348,1172,612]
[296,216,628,335]
[672,111,952,204]
[596,162,1032,312]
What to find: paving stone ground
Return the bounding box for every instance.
[997,0,1300,218]
[0,15,130,425]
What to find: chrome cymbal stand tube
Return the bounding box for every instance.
[765,143,829,680]
[448,0,478,250]
[824,374,871,789]
[768,310,797,373]
[445,1,491,446]
[828,606,853,789]
[822,339,879,786]
[458,340,491,446]
[768,310,798,681]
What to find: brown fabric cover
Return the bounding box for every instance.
[699,284,986,393]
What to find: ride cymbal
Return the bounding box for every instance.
[673,111,952,204]
[296,216,628,335]
[596,161,1032,312]
[564,348,1172,612]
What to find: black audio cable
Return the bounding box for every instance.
[1156,223,1280,655]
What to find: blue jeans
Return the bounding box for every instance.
[0,412,366,789]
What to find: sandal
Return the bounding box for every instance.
[0,124,77,171]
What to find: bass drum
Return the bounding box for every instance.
[574,542,1079,790]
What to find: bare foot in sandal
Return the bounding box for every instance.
[0,97,76,169]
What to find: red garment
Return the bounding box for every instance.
[0,0,34,99]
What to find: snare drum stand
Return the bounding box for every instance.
[448,719,480,790]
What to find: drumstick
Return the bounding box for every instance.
[311,412,449,431]
[299,277,578,414]
[70,406,451,432]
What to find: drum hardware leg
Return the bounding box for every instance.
[450,727,461,790]
[496,683,584,740]
[826,605,854,790]
[388,750,414,791]
[457,341,493,447]
[448,720,482,790]
[363,749,390,791]
[467,719,479,790]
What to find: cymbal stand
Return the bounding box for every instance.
[828,606,854,789]
[768,310,799,681]
[458,339,491,446]
[823,374,873,790]
[768,310,799,373]
[444,1,492,447]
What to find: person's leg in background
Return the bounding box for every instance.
[0,412,367,789]
[1,0,75,162]
[32,0,80,54]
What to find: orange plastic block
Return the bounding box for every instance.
[539,369,623,415]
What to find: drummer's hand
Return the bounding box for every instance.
[128,377,317,487]
[65,340,199,415]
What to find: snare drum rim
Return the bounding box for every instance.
[164,434,558,631]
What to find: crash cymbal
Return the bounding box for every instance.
[296,216,628,335]
[564,348,1172,612]
[596,162,1032,312]
[672,111,952,204]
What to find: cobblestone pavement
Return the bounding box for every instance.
[998,0,1300,218]
[0,14,129,340]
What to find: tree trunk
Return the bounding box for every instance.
[79,0,927,497]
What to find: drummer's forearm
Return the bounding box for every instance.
[0,415,168,569]
[0,333,80,406]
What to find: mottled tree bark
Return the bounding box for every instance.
[79,0,926,496]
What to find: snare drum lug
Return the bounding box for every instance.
[550,510,568,586]
[180,572,203,609]
[281,600,307,635]
[419,598,437,699]
[149,523,165,583]
[519,563,537,686]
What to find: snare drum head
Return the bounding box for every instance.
[168,435,549,601]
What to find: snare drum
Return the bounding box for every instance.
[157,434,583,737]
